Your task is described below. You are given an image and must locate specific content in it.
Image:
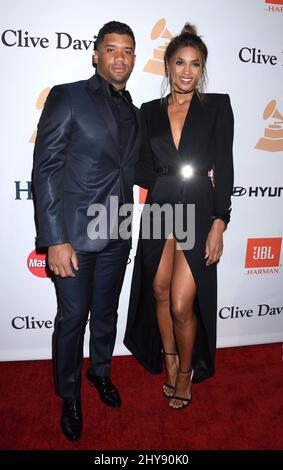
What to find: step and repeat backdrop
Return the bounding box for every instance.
[1,0,282,360]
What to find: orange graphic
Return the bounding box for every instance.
[143,19,173,76]
[29,87,51,143]
[139,187,148,204]
[245,238,282,268]
[265,0,283,4]
[255,100,283,152]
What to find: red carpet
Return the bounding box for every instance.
[0,343,282,450]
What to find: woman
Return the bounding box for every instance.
[124,23,234,409]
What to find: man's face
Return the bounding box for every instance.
[93,33,136,89]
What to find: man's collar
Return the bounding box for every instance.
[96,73,132,103]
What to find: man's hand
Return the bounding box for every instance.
[205,219,225,266]
[48,243,78,278]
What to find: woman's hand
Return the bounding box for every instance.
[205,219,225,266]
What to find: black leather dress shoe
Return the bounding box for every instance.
[87,370,121,408]
[61,398,82,441]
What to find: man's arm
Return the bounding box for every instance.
[33,85,72,247]
[33,85,78,277]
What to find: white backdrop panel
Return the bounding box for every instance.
[1,0,282,360]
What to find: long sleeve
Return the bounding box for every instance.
[134,103,156,190]
[213,94,234,225]
[32,85,72,247]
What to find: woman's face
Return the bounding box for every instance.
[167,46,202,93]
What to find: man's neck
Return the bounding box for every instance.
[97,73,126,91]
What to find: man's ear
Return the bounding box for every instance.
[92,50,99,65]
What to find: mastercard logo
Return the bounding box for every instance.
[27,249,48,278]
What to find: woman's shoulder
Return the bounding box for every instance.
[140,97,164,110]
[140,98,165,120]
[201,93,231,106]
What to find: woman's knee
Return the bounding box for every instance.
[171,302,194,324]
[153,282,170,303]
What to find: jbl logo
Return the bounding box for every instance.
[252,246,274,260]
[245,238,282,268]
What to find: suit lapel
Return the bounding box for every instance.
[86,75,119,151]
[86,75,140,166]
[178,93,205,163]
[159,93,205,163]
[158,98,179,157]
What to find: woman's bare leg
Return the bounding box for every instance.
[152,236,177,396]
[169,245,197,408]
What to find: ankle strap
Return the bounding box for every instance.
[179,368,192,374]
[163,351,177,355]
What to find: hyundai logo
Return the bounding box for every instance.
[232,187,247,196]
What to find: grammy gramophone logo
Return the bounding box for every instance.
[255,100,283,152]
[143,19,173,76]
[29,87,51,143]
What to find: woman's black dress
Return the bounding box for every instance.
[124,93,234,383]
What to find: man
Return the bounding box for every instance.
[33,21,140,441]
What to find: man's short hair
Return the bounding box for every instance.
[95,21,136,50]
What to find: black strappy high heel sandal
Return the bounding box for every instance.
[169,368,193,409]
[162,352,178,398]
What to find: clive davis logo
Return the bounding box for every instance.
[245,237,282,274]
[29,87,51,143]
[264,0,283,13]
[255,100,283,152]
[143,19,173,76]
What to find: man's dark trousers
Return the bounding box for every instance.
[53,238,130,398]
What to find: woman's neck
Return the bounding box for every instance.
[170,89,195,106]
